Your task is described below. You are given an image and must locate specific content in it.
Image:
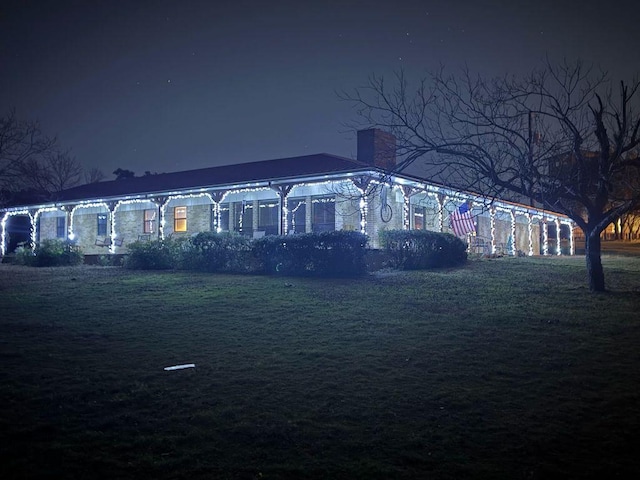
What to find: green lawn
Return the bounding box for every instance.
[1,256,639,479]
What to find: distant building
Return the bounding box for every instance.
[1,129,574,257]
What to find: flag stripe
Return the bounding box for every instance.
[450,203,475,236]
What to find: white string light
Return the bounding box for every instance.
[1,171,578,256]
[1,211,33,256]
[489,208,496,254]
[526,213,534,256]
[69,202,110,242]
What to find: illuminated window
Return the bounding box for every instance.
[413,205,426,230]
[97,213,108,236]
[56,216,66,238]
[143,209,156,233]
[174,206,187,232]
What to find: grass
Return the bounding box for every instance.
[1,255,640,479]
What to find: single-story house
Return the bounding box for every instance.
[1,129,574,257]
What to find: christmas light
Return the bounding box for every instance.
[489,208,496,254]
[1,170,579,257]
[69,202,109,242]
[1,211,32,256]
[437,196,446,232]
[563,221,575,255]
[32,207,62,249]
[510,210,516,255]
[112,199,157,251]
[350,181,368,234]
[527,213,534,256]
[400,187,410,230]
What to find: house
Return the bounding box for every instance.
[1,129,575,258]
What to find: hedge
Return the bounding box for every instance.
[252,231,368,277]
[379,229,467,269]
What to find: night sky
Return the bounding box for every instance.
[2,0,638,179]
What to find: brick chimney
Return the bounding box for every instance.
[357,128,396,170]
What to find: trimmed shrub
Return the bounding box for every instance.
[123,237,185,270]
[379,230,467,269]
[181,232,253,273]
[252,231,368,277]
[13,239,84,267]
[12,245,35,266]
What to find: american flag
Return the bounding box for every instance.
[450,202,475,237]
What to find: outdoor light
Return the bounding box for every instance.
[490,208,496,254]
[527,213,534,256]
[69,202,109,241]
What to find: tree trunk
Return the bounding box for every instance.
[585,233,606,292]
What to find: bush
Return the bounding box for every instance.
[379,230,467,269]
[13,239,84,267]
[252,231,368,277]
[181,232,253,273]
[12,245,35,266]
[123,237,185,270]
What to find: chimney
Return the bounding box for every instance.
[357,128,396,170]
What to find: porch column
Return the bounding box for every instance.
[305,195,312,233]
[153,196,168,240]
[211,191,226,233]
[436,193,446,232]
[490,207,497,254]
[351,176,373,235]
[270,183,293,236]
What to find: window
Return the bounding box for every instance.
[97,213,108,236]
[174,206,187,232]
[312,196,335,233]
[143,209,156,234]
[287,198,306,234]
[258,200,279,235]
[413,205,426,230]
[219,204,230,231]
[233,201,253,235]
[56,216,66,238]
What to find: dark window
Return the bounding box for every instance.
[97,213,108,236]
[143,209,156,234]
[56,216,66,238]
[413,205,426,230]
[312,197,335,233]
[219,204,230,231]
[233,201,253,235]
[287,198,306,234]
[258,200,279,235]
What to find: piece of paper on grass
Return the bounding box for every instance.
[164,363,195,371]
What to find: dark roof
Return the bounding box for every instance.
[39,153,371,205]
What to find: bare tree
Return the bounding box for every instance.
[0,109,57,198]
[20,149,83,193]
[343,61,640,292]
[85,167,106,184]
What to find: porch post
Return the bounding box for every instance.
[270,183,293,235]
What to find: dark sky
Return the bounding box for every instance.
[1,0,638,178]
